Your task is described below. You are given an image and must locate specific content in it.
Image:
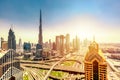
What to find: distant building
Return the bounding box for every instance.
[59,35,65,56]
[0,38,2,49]
[65,34,70,53]
[56,34,70,55]
[49,39,52,50]
[8,28,16,50]
[84,41,107,80]
[56,36,60,52]
[52,42,56,50]
[18,38,22,48]
[1,41,8,50]
[72,36,80,51]
[23,42,31,53]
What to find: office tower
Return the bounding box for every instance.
[52,42,56,50]
[75,36,80,51]
[55,35,65,56]
[72,36,80,51]
[84,40,107,80]
[38,10,43,45]
[60,35,65,56]
[23,42,31,53]
[66,34,70,53]
[56,36,60,51]
[8,28,16,50]
[18,38,22,48]
[49,39,52,50]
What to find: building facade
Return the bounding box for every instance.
[0,50,20,78]
[84,41,107,80]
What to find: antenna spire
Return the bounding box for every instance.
[10,24,13,31]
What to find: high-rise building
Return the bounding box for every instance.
[55,35,65,56]
[35,10,43,59]
[66,34,70,53]
[84,41,107,80]
[38,10,43,46]
[23,42,31,53]
[56,36,60,52]
[1,37,4,49]
[48,39,52,50]
[8,28,16,50]
[60,35,65,56]
[72,36,80,51]
[52,42,56,50]
[0,38,1,49]
[18,38,22,48]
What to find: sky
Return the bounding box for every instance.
[0,0,120,43]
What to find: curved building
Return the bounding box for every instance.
[84,41,107,80]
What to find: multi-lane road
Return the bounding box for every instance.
[21,45,120,80]
[107,58,120,80]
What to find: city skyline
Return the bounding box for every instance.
[0,0,120,43]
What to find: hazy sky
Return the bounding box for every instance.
[0,0,120,43]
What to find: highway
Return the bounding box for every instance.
[67,46,86,80]
[43,54,67,80]
[22,66,45,80]
[21,45,86,80]
[107,58,120,80]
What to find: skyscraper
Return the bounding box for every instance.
[72,36,80,51]
[38,10,43,45]
[18,38,22,48]
[36,10,43,59]
[8,28,16,50]
[60,35,65,56]
[66,34,70,53]
[84,40,107,80]
[56,36,60,52]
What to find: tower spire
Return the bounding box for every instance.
[40,9,42,26]
[38,9,43,45]
[10,24,13,31]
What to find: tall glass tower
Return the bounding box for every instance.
[8,28,16,50]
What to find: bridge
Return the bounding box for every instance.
[21,63,84,74]
[21,58,84,80]
[43,52,84,80]
[49,75,85,80]
[20,54,85,80]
